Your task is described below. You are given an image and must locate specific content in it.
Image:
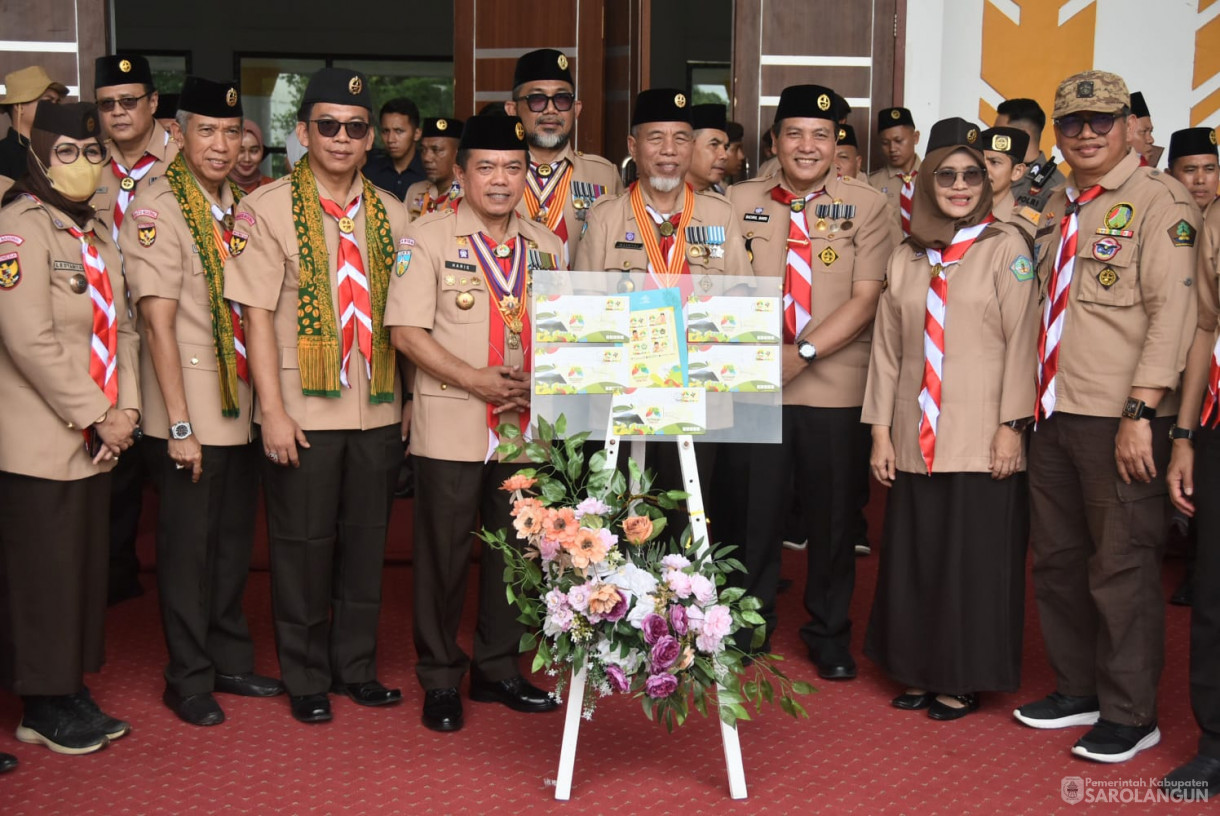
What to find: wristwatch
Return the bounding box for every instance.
[1121,397,1157,421]
[170,421,193,440]
[1170,425,1196,443]
[1004,417,1033,432]
[796,339,817,362]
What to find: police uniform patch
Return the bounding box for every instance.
[137,224,156,247]
[1103,203,1134,231]
[1010,255,1034,282]
[1092,236,1121,261]
[395,249,411,277]
[229,232,248,256]
[0,253,20,289]
[1169,219,1197,247]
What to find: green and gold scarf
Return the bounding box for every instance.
[164,153,245,417]
[290,155,395,402]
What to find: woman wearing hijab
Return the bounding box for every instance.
[862,117,1039,720]
[229,120,272,193]
[0,102,141,757]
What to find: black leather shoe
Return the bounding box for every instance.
[892,691,934,710]
[928,693,980,721]
[422,688,463,732]
[1164,754,1220,796]
[162,688,225,727]
[290,694,332,724]
[215,673,284,697]
[469,675,558,713]
[0,752,16,774]
[332,680,403,707]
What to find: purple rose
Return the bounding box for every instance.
[651,635,681,671]
[605,593,629,622]
[645,672,679,699]
[641,612,668,645]
[669,604,688,636]
[605,665,629,693]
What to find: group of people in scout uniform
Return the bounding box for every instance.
[0,43,1219,799]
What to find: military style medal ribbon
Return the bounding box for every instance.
[110,153,158,242]
[630,181,696,297]
[1036,185,1104,420]
[525,160,573,263]
[899,171,917,237]
[471,232,531,461]
[917,216,994,473]
[771,184,826,342]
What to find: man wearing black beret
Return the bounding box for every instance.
[686,103,730,194]
[405,117,464,220]
[868,106,921,236]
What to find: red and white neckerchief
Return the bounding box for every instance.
[1035,185,1105,420]
[1202,334,1220,428]
[209,203,248,383]
[524,159,573,266]
[917,217,995,473]
[899,170,917,237]
[110,154,158,242]
[318,195,373,388]
[770,185,826,343]
[470,233,531,462]
[68,226,119,406]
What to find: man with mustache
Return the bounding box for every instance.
[405,117,463,221]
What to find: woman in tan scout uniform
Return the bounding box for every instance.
[863,117,1039,721]
[0,103,140,758]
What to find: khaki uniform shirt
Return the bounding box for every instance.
[992,191,1038,240]
[756,157,780,180]
[1194,199,1220,411]
[223,174,407,431]
[122,175,253,446]
[91,123,178,239]
[1033,150,1199,418]
[405,179,461,221]
[867,156,923,215]
[1011,151,1065,214]
[862,223,1039,473]
[729,172,899,407]
[385,205,564,463]
[0,176,12,201]
[0,197,140,480]
[521,144,622,266]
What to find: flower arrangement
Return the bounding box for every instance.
[479,416,813,731]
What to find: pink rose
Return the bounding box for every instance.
[650,635,681,671]
[665,569,693,599]
[641,613,668,645]
[702,604,732,639]
[605,665,629,693]
[645,673,679,699]
[689,573,716,606]
[669,604,688,636]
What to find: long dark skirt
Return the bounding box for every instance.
[0,470,111,695]
[865,470,1028,695]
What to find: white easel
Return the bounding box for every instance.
[552,415,747,801]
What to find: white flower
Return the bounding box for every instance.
[665,569,693,599]
[603,561,659,598]
[660,554,691,570]
[626,593,658,629]
[567,583,592,612]
[696,631,725,653]
[545,588,569,613]
[689,573,716,606]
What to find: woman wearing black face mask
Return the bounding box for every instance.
[0,102,141,761]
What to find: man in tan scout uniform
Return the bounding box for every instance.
[123,77,283,728]
[685,103,730,194]
[1167,127,1220,213]
[980,126,1039,239]
[387,114,563,733]
[505,48,621,268]
[726,85,898,677]
[1014,71,1200,764]
[91,54,179,606]
[868,106,921,236]
[405,117,463,221]
[224,68,407,725]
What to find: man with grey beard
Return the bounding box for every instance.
[505,49,621,267]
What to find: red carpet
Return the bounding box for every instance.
[0,489,1200,815]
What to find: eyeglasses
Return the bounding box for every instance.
[311,119,371,139]
[516,92,575,113]
[1055,113,1118,138]
[932,167,986,188]
[96,93,150,113]
[52,143,107,164]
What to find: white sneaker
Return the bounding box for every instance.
[782,538,807,551]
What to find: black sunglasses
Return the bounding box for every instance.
[517,92,575,113]
[932,167,987,188]
[96,93,151,113]
[312,119,371,139]
[1055,113,1118,138]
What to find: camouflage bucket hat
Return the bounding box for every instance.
[1053,71,1130,119]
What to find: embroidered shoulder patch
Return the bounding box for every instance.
[229,232,248,256]
[395,249,411,277]
[0,253,21,289]
[137,224,156,247]
[236,211,257,227]
[1168,219,1197,248]
[0,234,23,246]
[1010,255,1034,282]
[132,208,158,220]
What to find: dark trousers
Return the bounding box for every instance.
[1192,426,1220,756]
[259,424,399,696]
[719,405,869,660]
[149,438,258,696]
[412,457,524,690]
[108,437,149,594]
[1029,413,1172,726]
[0,471,110,695]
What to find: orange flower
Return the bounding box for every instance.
[622,515,654,546]
[567,527,610,569]
[587,583,622,616]
[500,474,537,492]
[543,507,579,545]
[512,498,545,539]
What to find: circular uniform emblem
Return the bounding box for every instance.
[436,118,448,131]
[658,221,675,237]
[890,109,901,120]
[966,128,979,143]
[515,122,525,141]
[338,216,355,234]
[226,88,238,107]
[1212,129,1218,146]
[119,59,132,73]
[120,176,136,191]
[348,76,362,95]
[222,213,235,232]
[86,116,96,133]
[817,93,831,112]
[689,245,703,258]
[1098,267,1118,288]
[1092,236,1121,261]
[674,93,687,109]
[557,53,569,70]
[537,163,552,177]
[993,134,1011,152]
[838,128,846,142]
[69,273,88,294]
[456,291,476,310]
[494,243,512,258]
[790,199,805,213]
